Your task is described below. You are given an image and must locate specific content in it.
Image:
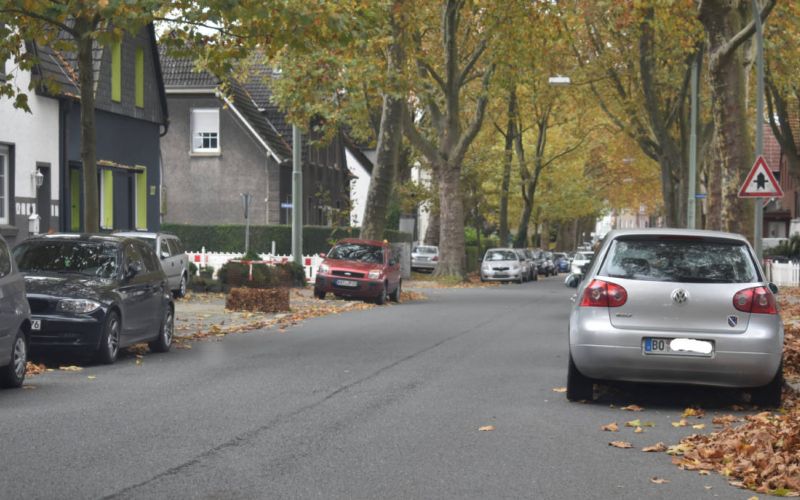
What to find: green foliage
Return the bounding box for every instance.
[277,262,307,287]
[767,235,800,259]
[199,265,214,279]
[242,250,262,261]
[188,261,198,276]
[162,224,412,254]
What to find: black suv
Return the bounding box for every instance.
[13,234,174,364]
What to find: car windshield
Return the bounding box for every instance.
[14,240,119,279]
[599,236,757,283]
[413,246,437,254]
[329,243,384,264]
[531,250,543,259]
[576,252,593,261]
[485,250,517,261]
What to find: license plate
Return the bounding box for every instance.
[644,337,713,357]
[494,274,507,278]
[31,320,42,331]
[335,279,358,288]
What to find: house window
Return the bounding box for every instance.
[135,47,144,108]
[135,168,147,230]
[0,145,8,225]
[111,41,122,103]
[191,108,220,153]
[100,169,114,230]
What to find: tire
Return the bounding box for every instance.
[174,274,187,299]
[149,305,174,353]
[532,271,538,281]
[0,329,27,389]
[566,354,594,402]
[750,362,783,408]
[314,288,326,300]
[389,280,402,303]
[96,310,121,365]
[375,284,388,305]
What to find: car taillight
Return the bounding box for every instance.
[733,286,777,314]
[432,256,438,261]
[579,279,627,308]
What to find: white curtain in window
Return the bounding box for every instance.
[191,108,220,151]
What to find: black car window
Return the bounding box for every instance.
[0,240,11,278]
[158,238,172,258]
[170,238,184,255]
[124,242,146,271]
[137,241,161,273]
[14,240,119,279]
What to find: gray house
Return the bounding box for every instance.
[159,54,349,227]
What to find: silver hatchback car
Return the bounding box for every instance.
[566,229,783,406]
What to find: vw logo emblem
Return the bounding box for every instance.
[728,315,739,327]
[671,288,689,304]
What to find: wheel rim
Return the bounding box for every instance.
[107,316,120,357]
[180,276,186,296]
[163,309,174,346]
[12,337,26,380]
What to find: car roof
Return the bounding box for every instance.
[604,228,749,243]
[23,233,131,244]
[114,231,178,239]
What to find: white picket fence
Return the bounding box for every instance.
[186,249,324,281]
[765,260,800,287]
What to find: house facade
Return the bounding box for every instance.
[344,136,374,227]
[0,45,61,247]
[762,121,800,238]
[160,54,349,228]
[0,25,167,246]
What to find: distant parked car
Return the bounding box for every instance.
[481,248,525,283]
[314,239,402,305]
[116,232,189,298]
[515,249,536,282]
[0,236,30,388]
[14,234,174,364]
[553,252,570,273]
[411,245,439,273]
[570,251,594,276]
[566,229,784,407]
[531,249,556,277]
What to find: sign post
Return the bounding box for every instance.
[752,0,766,259]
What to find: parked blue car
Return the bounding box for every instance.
[553,252,570,273]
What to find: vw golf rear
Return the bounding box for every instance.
[567,229,783,406]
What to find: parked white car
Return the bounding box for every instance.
[411,245,439,272]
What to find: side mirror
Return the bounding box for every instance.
[319,253,326,258]
[565,273,580,288]
[160,251,170,260]
[126,262,143,279]
[768,282,779,295]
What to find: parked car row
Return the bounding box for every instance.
[0,231,189,389]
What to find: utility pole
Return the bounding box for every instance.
[687,51,699,229]
[753,0,765,260]
[291,125,303,264]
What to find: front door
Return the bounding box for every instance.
[35,164,51,233]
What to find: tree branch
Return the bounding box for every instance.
[717,0,776,60]
[0,8,77,36]
[417,59,447,92]
[453,64,494,165]
[458,39,486,87]
[403,105,439,163]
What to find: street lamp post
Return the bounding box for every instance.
[291,125,303,264]
[687,51,700,229]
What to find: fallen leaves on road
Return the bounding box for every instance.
[25,362,46,376]
[712,415,741,426]
[692,424,706,430]
[650,477,670,484]
[625,419,655,428]
[478,425,496,432]
[59,365,83,372]
[642,442,667,453]
[671,419,689,428]
[127,344,149,356]
[601,422,619,432]
[682,407,706,419]
[552,387,567,393]
[87,375,96,380]
[621,404,644,412]
[609,441,633,449]
[135,356,143,366]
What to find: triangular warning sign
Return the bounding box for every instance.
[738,156,783,198]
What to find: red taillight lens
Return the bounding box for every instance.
[733,286,777,314]
[579,279,627,308]
[432,256,438,261]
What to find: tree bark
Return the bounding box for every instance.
[498,89,516,247]
[424,207,440,245]
[76,23,99,233]
[360,5,405,241]
[436,161,465,274]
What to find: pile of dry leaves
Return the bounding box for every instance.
[671,391,800,496]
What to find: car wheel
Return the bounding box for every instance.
[0,329,27,389]
[149,306,174,353]
[375,284,388,305]
[390,280,402,303]
[96,310,121,365]
[174,274,187,299]
[314,288,326,300]
[566,354,594,402]
[750,362,783,408]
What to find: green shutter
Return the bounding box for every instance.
[70,169,80,231]
[102,169,114,229]
[135,48,144,108]
[111,41,121,102]
[135,168,147,230]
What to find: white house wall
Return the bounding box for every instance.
[0,53,61,245]
[345,147,370,227]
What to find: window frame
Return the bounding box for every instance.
[190,108,221,154]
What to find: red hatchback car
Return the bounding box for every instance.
[314,239,402,304]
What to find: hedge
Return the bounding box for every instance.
[161,224,412,255]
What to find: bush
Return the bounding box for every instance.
[277,262,307,287]
[161,224,412,254]
[188,261,198,277]
[767,235,800,259]
[199,266,214,279]
[220,261,294,289]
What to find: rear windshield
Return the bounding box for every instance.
[599,237,758,283]
[413,246,437,254]
[485,250,518,261]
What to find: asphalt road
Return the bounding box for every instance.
[0,277,762,499]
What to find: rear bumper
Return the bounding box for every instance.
[569,309,783,388]
[315,275,385,298]
[481,270,522,282]
[411,260,437,270]
[29,313,104,350]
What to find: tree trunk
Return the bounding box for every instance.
[435,162,465,276]
[498,89,516,247]
[360,8,405,241]
[77,29,99,233]
[424,208,439,245]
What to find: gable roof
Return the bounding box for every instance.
[159,49,291,162]
[343,134,373,175]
